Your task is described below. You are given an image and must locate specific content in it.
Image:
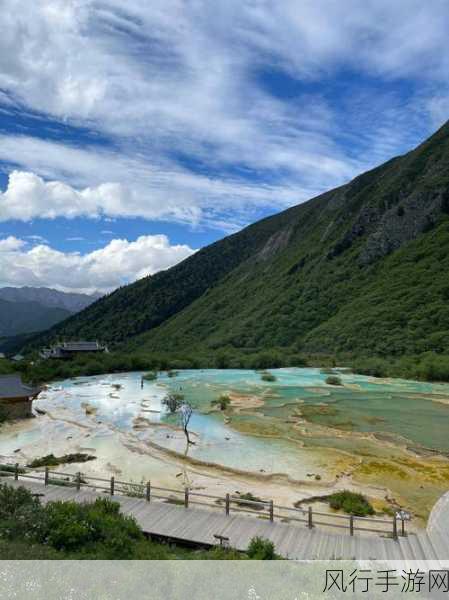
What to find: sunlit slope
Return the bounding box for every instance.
[31,120,449,356]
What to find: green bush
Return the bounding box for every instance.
[44,498,143,558]
[325,375,342,386]
[202,546,243,560]
[0,484,284,560]
[0,539,64,559]
[261,372,276,382]
[247,537,277,560]
[0,485,143,559]
[0,484,48,542]
[28,453,96,468]
[163,392,184,413]
[328,490,374,517]
[143,371,157,381]
[235,492,265,511]
[0,464,26,476]
[211,394,231,410]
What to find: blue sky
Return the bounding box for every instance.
[1,0,449,293]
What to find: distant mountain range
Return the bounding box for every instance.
[0,287,102,313]
[23,120,449,359]
[0,287,101,339]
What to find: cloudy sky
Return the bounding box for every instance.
[1,0,449,293]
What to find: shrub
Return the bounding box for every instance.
[247,537,277,560]
[143,371,157,381]
[28,453,96,468]
[235,492,264,511]
[0,484,282,559]
[0,539,63,559]
[0,484,48,542]
[328,490,374,516]
[325,375,342,386]
[203,546,243,560]
[261,372,276,382]
[163,393,184,413]
[211,394,231,410]
[0,464,26,476]
[44,498,143,558]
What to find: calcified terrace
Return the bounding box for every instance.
[1,368,449,525]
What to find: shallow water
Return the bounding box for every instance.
[1,368,449,492]
[164,368,449,452]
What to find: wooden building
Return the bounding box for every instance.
[0,374,41,419]
[40,341,108,360]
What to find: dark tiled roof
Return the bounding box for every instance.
[62,342,103,351]
[0,374,40,399]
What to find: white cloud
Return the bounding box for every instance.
[0,170,130,222]
[0,137,340,228]
[0,236,25,252]
[0,1,448,232]
[2,1,449,131]
[0,235,195,294]
[427,95,449,129]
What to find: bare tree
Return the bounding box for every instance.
[179,402,194,445]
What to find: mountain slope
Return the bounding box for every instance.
[29,120,449,357]
[0,298,71,337]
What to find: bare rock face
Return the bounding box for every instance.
[359,189,448,264]
[256,226,293,262]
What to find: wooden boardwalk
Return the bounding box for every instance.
[4,478,449,563]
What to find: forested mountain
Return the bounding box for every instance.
[0,298,71,337]
[0,287,101,343]
[28,120,449,358]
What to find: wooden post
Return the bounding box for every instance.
[146,482,151,502]
[401,519,406,537]
[225,493,230,516]
[392,517,398,540]
[44,467,49,486]
[269,500,274,522]
[14,463,19,481]
[349,515,354,536]
[308,506,313,529]
[184,488,189,508]
[110,476,115,496]
[76,472,81,491]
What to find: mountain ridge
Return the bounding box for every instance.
[0,287,102,313]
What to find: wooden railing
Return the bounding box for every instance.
[0,463,405,539]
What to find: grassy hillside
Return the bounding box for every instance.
[27,120,449,360]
